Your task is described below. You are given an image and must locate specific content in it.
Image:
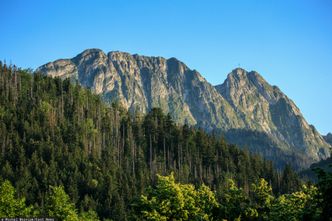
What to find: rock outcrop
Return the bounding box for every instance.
[215,68,330,168]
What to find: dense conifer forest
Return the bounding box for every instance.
[0,63,331,220]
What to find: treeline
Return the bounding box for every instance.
[0,179,99,220]
[0,63,304,220]
[2,170,332,221]
[134,173,327,221]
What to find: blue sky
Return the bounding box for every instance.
[1,0,331,134]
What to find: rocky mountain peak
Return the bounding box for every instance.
[37,49,331,169]
[218,68,283,106]
[225,68,268,89]
[108,51,134,61]
[73,48,107,63]
[215,68,330,167]
[166,57,188,75]
[78,48,105,56]
[228,67,248,79]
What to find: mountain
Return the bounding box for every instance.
[37,48,331,169]
[1,64,296,220]
[215,69,331,169]
[37,49,241,129]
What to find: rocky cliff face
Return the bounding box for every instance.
[215,68,330,168]
[37,49,243,129]
[37,48,331,169]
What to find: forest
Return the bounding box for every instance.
[0,63,331,220]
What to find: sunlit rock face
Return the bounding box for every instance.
[37,49,331,169]
[215,68,330,168]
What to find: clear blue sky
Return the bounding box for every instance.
[1,0,331,134]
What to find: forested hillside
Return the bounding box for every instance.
[0,63,331,220]
[37,49,331,169]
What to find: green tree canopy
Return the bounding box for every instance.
[315,166,332,220]
[247,178,274,220]
[133,172,219,221]
[79,209,100,221]
[270,185,321,221]
[46,185,79,221]
[217,179,250,220]
[0,180,33,217]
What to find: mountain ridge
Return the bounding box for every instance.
[37,48,331,169]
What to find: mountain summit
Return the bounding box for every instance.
[37,49,331,169]
[215,68,330,168]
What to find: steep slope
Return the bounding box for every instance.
[215,68,330,168]
[1,64,292,220]
[37,49,244,130]
[37,49,331,168]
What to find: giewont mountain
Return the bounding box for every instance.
[37,48,331,169]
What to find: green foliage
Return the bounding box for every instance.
[270,185,321,221]
[0,64,313,220]
[134,173,218,220]
[0,180,33,217]
[315,166,332,220]
[46,186,79,221]
[197,184,219,218]
[218,179,249,220]
[280,164,301,194]
[249,178,274,220]
[79,209,100,221]
[134,176,325,221]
